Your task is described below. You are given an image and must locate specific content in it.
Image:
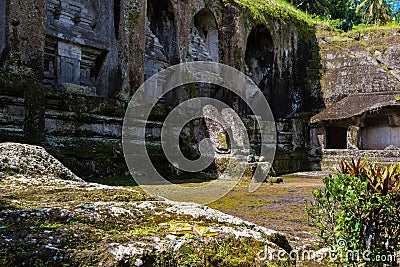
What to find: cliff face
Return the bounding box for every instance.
[0,0,321,178]
[317,28,400,107]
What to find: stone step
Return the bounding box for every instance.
[321,149,400,171]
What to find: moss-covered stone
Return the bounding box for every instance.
[46,90,127,116]
[45,138,127,180]
[0,172,293,267]
[0,72,35,96]
[224,0,318,38]
[127,10,141,27]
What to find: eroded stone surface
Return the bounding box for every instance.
[0,142,81,181]
[0,143,290,266]
[318,29,400,106]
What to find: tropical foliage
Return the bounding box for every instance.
[356,0,393,24]
[305,159,400,265]
[288,0,399,30]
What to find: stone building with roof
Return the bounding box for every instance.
[310,29,400,170]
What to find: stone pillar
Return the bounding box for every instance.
[0,0,5,60]
[347,126,359,150]
[292,119,307,150]
[118,0,146,101]
[6,0,47,144]
[310,126,325,154]
[24,80,46,144]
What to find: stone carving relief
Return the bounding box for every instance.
[44,0,107,96]
[188,27,213,62]
[188,8,219,63]
[144,20,169,79]
[44,37,104,95]
[144,21,169,99]
[185,8,221,99]
[144,0,178,103]
[47,0,98,32]
[245,26,274,101]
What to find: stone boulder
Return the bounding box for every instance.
[0,142,81,181]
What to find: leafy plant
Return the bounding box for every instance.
[305,158,400,266]
[356,0,393,25]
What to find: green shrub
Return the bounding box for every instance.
[305,158,400,266]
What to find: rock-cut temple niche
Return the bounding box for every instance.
[144,0,178,101]
[188,8,219,62]
[245,26,274,104]
[145,0,178,78]
[44,0,108,96]
[361,113,400,150]
[187,8,221,99]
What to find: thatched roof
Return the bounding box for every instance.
[311,93,400,124]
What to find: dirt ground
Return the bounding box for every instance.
[208,172,328,248]
[93,170,330,251]
[95,171,329,249]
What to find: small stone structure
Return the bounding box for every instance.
[311,29,400,170]
[45,0,119,97]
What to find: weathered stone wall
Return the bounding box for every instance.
[321,149,400,171]
[0,0,135,178]
[317,28,400,106]
[5,0,47,75]
[0,0,6,59]
[0,0,321,178]
[1,0,48,145]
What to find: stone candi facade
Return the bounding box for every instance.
[1,0,324,178]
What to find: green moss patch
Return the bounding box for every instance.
[0,173,295,266]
